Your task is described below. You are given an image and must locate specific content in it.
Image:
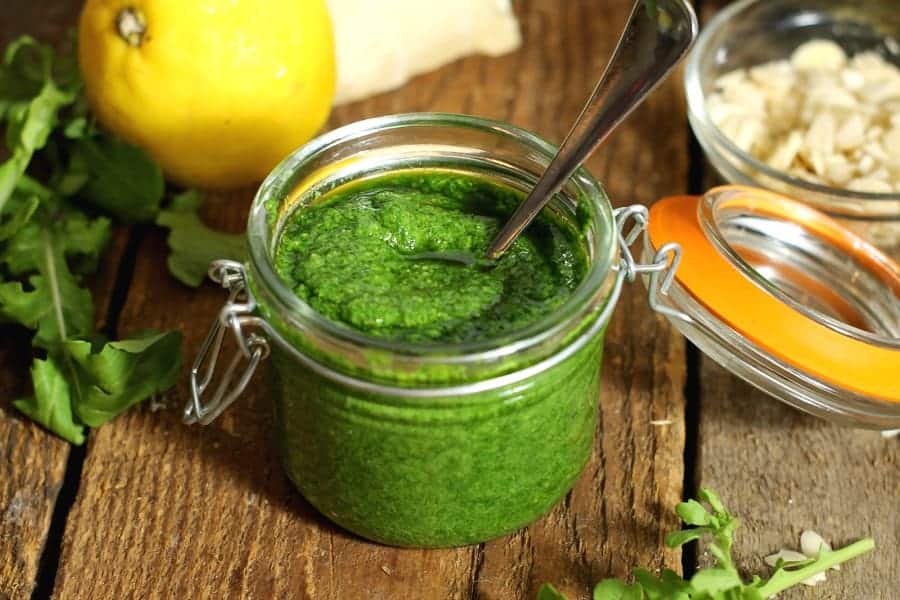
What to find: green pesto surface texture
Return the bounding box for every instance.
[273,170,586,344]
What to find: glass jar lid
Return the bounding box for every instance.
[645,185,900,428]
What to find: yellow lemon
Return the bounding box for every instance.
[78,0,335,189]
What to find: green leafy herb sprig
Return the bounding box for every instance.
[539,488,874,600]
[0,35,191,443]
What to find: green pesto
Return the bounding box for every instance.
[273,170,586,343]
[264,169,608,547]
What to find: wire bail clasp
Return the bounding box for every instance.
[614,205,692,323]
[184,260,271,425]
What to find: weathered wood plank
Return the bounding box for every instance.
[697,364,899,598]
[0,329,70,600]
[0,226,127,600]
[52,1,686,598]
[0,3,123,599]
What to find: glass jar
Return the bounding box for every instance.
[187,114,646,547]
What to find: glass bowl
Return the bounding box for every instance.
[685,0,900,243]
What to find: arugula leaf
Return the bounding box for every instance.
[537,584,568,600]
[65,330,182,427]
[3,208,110,276]
[689,569,743,594]
[0,37,53,116]
[13,357,84,444]
[664,529,705,548]
[633,568,690,600]
[71,133,165,222]
[0,237,93,350]
[156,192,246,286]
[593,580,643,600]
[0,194,38,241]
[0,72,74,213]
[675,500,710,527]
[168,188,203,212]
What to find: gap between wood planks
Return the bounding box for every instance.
[676,1,708,582]
[29,227,149,600]
[679,93,711,581]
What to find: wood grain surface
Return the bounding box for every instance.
[48,1,687,599]
[0,331,69,600]
[3,0,895,599]
[696,363,899,599]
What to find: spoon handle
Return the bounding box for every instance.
[487,0,698,259]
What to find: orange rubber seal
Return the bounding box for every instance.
[648,190,900,402]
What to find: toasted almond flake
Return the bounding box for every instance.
[836,114,866,150]
[800,530,831,556]
[768,130,805,171]
[823,155,854,185]
[714,69,747,91]
[863,142,889,165]
[802,571,829,587]
[791,39,847,71]
[882,429,900,438]
[883,128,900,160]
[764,549,808,567]
[841,68,866,90]
[707,40,900,193]
[847,177,894,193]
[857,154,876,175]
[866,126,885,142]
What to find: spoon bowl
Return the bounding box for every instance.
[404,250,495,269]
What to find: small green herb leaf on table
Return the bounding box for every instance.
[14,357,84,445]
[65,330,183,427]
[156,190,247,287]
[70,133,165,222]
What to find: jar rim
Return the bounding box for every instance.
[246,113,618,367]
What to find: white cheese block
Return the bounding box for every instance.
[326,0,522,105]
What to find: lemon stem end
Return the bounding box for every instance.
[117,7,146,47]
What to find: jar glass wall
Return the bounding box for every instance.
[245,114,619,546]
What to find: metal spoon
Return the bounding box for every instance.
[486,0,698,259]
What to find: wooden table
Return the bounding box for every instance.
[1,1,897,598]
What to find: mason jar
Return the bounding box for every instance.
[183,113,673,547]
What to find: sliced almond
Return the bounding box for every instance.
[791,39,847,71]
[764,549,809,567]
